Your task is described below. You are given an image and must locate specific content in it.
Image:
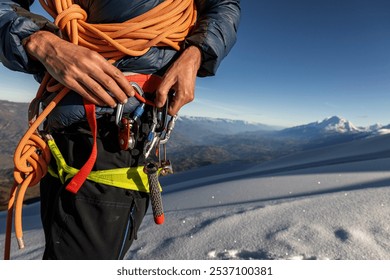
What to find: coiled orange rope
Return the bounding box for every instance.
[4,0,197,259]
[42,0,197,61]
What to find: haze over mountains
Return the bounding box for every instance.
[1,100,390,174]
[1,99,390,208]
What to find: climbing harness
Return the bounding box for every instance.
[4,0,197,260]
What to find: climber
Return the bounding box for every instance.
[0,0,240,259]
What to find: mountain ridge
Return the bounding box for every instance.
[1,99,389,210]
[1,100,389,167]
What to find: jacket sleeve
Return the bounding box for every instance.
[187,0,240,77]
[0,0,60,73]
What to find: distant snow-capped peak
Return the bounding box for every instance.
[315,116,361,133]
[279,116,364,137]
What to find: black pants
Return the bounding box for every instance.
[40,119,150,259]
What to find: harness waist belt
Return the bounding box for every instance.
[47,137,162,193]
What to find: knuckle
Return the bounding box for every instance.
[105,78,114,86]
[93,84,104,93]
[112,69,122,78]
[61,75,72,84]
[187,94,195,102]
[101,78,116,89]
[88,50,102,60]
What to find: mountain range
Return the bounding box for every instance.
[1,99,389,209]
[166,115,390,173]
[177,115,387,138]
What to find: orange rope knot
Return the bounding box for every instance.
[54,4,88,44]
[13,133,51,186]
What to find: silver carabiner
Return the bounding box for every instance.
[115,103,125,127]
[143,107,159,159]
[115,82,145,127]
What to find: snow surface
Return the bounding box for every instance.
[1,134,390,260]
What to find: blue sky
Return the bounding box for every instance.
[1,0,390,127]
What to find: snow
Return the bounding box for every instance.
[376,128,390,135]
[1,134,390,260]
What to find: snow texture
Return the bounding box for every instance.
[1,134,390,260]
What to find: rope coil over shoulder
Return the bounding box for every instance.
[4,0,197,259]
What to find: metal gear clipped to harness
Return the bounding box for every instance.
[115,76,178,225]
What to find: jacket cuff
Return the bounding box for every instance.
[185,20,229,78]
[6,5,60,73]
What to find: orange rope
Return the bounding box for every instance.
[4,0,197,259]
[41,0,197,62]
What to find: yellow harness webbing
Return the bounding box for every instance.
[47,139,161,193]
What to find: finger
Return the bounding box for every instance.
[84,54,132,103]
[168,99,180,116]
[167,93,184,116]
[70,82,107,107]
[78,76,118,107]
[155,79,173,108]
[105,66,135,98]
[101,76,128,104]
[168,90,195,115]
[90,73,128,104]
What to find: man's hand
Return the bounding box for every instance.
[155,45,201,115]
[23,31,134,107]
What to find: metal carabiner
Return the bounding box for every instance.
[143,106,159,159]
[115,82,145,127]
[159,114,178,145]
[115,103,125,127]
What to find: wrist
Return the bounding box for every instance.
[22,31,60,62]
[183,45,202,70]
